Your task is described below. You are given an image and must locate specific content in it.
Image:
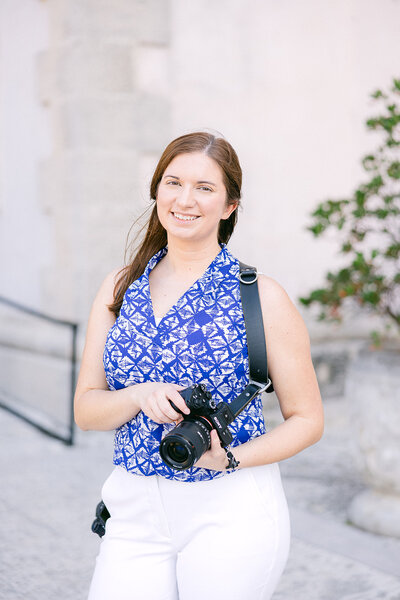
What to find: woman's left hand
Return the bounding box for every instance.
[194,429,230,471]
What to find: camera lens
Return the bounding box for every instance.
[159,418,212,470]
[168,442,189,462]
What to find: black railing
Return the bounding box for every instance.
[0,295,78,445]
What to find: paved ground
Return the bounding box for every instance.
[1,395,400,600]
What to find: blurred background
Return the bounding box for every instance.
[0,1,399,598]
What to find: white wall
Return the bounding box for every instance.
[169,0,400,337]
[0,0,51,308]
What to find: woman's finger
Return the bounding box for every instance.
[148,402,166,424]
[210,429,223,453]
[145,407,162,424]
[167,389,190,415]
[158,398,182,421]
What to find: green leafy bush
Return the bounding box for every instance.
[300,79,400,342]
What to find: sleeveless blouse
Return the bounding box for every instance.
[103,244,267,482]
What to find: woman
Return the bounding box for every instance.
[75,131,324,600]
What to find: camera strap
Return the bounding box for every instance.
[228,263,274,419]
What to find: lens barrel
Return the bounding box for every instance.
[159,417,212,470]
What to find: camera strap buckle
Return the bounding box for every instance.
[229,378,273,420]
[249,378,273,395]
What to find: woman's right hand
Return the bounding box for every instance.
[74,268,191,432]
[137,382,191,425]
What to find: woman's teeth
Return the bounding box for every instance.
[173,213,199,221]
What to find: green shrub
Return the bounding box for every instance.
[300,79,400,343]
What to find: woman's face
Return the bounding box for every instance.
[156,152,237,246]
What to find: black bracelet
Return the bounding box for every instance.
[225,448,240,470]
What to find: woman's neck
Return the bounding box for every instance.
[162,239,222,278]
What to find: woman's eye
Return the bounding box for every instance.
[166,180,179,185]
[198,186,212,192]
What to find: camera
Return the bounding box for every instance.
[159,383,235,470]
[91,500,110,538]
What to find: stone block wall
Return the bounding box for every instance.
[37,0,171,322]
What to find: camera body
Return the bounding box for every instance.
[91,501,110,538]
[159,383,234,470]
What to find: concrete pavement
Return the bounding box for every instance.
[0,395,399,600]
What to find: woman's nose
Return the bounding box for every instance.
[176,185,196,207]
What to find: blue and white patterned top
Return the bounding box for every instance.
[103,244,266,482]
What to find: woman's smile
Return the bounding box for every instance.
[171,211,200,222]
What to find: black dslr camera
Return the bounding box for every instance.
[159,383,235,470]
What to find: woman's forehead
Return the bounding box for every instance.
[164,152,223,182]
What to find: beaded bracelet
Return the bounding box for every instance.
[225,448,240,470]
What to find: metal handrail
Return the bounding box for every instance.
[0,295,78,445]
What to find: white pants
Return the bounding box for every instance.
[88,464,290,600]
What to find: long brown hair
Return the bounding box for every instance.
[109,131,242,316]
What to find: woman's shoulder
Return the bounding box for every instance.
[94,266,125,307]
[257,274,291,307]
[257,274,308,334]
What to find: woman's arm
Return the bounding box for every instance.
[74,270,188,431]
[195,275,324,470]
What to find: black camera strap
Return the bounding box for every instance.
[228,263,274,419]
[239,262,271,386]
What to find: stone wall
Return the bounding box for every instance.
[37,0,171,322]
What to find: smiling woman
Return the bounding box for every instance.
[107,132,242,317]
[156,152,237,246]
[74,131,323,600]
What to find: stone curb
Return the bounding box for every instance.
[291,507,400,578]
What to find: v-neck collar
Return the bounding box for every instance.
[143,244,231,329]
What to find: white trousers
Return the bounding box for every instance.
[88,463,290,600]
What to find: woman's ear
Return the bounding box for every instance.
[222,201,239,220]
